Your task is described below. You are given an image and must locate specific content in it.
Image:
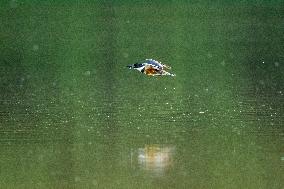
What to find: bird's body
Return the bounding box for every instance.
[127,59,175,76]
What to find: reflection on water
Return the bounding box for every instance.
[136,145,175,177]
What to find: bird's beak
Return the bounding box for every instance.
[127,65,133,69]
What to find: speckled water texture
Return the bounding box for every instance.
[0,1,283,188]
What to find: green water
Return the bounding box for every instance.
[1,1,283,188]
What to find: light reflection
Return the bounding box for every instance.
[136,145,175,176]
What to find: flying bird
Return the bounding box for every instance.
[127,59,175,76]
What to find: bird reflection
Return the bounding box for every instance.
[136,145,175,176]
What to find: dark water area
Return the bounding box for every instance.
[0,1,283,188]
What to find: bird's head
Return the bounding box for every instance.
[127,63,144,70]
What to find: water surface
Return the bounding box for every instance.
[0,1,283,188]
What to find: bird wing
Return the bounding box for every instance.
[162,64,171,70]
[146,59,172,70]
[145,59,163,69]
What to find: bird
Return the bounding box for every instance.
[127,59,175,76]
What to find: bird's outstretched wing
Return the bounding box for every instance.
[162,64,171,70]
[146,59,171,70]
[145,59,163,69]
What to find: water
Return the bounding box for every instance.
[1,1,283,188]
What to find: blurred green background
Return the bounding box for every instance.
[0,1,283,188]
